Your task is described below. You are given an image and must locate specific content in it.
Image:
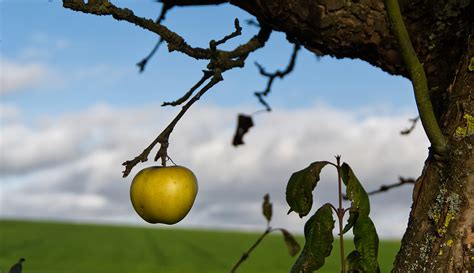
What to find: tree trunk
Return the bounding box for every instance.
[393,30,474,273]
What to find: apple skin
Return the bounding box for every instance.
[130,166,198,224]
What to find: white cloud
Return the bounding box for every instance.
[0,102,428,238]
[0,57,133,97]
[0,104,22,125]
[0,59,49,95]
[18,33,71,61]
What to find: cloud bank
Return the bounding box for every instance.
[0,102,428,238]
[0,59,49,95]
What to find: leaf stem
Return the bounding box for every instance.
[336,156,346,273]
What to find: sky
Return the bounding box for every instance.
[0,0,428,239]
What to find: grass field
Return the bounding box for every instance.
[0,220,400,273]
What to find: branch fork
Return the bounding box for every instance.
[63,0,272,176]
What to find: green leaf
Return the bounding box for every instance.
[286,161,330,217]
[280,229,301,257]
[342,207,359,234]
[291,203,335,273]
[340,163,370,218]
[352,216,380,273]
[345,250,364,272]
[340,163,379,272]
[262,193,272,223]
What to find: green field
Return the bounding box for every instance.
[0,220,400,273]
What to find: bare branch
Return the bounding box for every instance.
[122,72,223,177]
[343,177,416,200]
[63,0,211,59]
[245,19,259,27]
[63,1,272,176]
[137,38,164,73]
[158,0,228,7]
[162,70,213,106]
[254,43,300,111]
[211,18,242,48]
[230,227,272,273]
[367,177,416,195]
[63,1,271,61]
[400,116,420,135]
[136,3,170,72]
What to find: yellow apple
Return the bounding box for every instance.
[130,165,198,224]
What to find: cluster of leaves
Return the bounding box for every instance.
[286,159,380,273]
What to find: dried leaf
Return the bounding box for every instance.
[262,193,272,223]
[280,229,301,257]
[232,114,254,146]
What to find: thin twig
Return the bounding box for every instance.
[63,1,271,60]
[137,38,164,72]
[230,227,273,273]
[343,177,416,200]
[245,19,260,27]
[158,0,228,7]
[122,72,222,177]
[366,177,416,196]
[63,1,272,176]
[136,3,170,72]
[400,116,419,135]
[254,43,300,111]
[153,73,223,163]
[211,18,242,48]
[162,70,213,106]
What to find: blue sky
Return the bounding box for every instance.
[0,0,427,238]
[1,0,415,118]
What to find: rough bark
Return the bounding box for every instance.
[393,30,474,272]
[229,0,472,117]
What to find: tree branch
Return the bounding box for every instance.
[384,0,447,157]
[366,177,415,196]
[137,38,165,73]
[158,0,228,7]
[343,177,416,200]
[212,18,242,48]
[136,3,170,73]
[400,116,419,135]
[122,72,223,177]
[162,70,213,106]
[230,227,272,273]
[63,0,211,59]
[63,1,271,61]
[63,1,272,176]
[254,43,300,111]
